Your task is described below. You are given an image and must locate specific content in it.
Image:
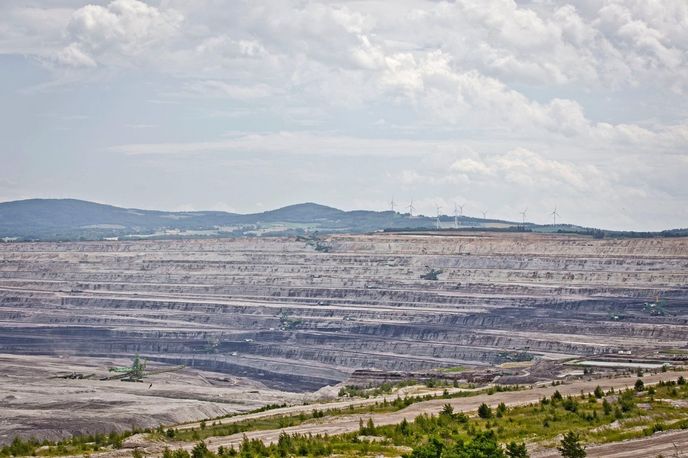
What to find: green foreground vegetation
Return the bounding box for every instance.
[159,376,688,458]
[3,377,688,457]
[0,383,517,457]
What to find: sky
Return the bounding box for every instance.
[0,0,686,231]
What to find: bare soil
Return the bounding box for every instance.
[0,354,304,444]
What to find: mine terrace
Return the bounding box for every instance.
[0,231,687,447]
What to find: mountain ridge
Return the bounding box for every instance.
[0,198,685,241]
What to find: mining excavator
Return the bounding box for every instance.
[101,354,184,382]
[420,266,443,281]
[643,294,672,317]
[50,372,96,380]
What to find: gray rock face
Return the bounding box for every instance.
[0,233,687,391]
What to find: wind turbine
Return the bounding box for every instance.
[390,198,395,213]
[482,210,487,220]
[408,200,415,217]
[550,207,560,225]
[520,208,528,226]
[453,203,459,229]
[436,204,442,230]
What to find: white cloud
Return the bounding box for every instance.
[59,0,184,67]
[0,0,687,230]
[179,80,275,100]
[450,148,600,190]
[56,43,96,67]
[109,131,467,157]
[3,0,686,92]
[450,158,492,175]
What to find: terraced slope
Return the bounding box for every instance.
[0,233,686,391]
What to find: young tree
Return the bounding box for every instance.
[619,390,635,412]
[593,386,604,399]
[634,379,645,392]
[602,398,612,416]
[506,441,529,458]
[410,436,444,458]
[359,417,376,435]
[173,449,191,458]
[558,432,586,458]
[441,403,455,417]
[562,396,578,412]
[191,442,211,458]
[463,431,505,457]
[397,417,410,436]
[478,403,493,419]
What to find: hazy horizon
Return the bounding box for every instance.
[2,197,687,233]
[1,1,687,231]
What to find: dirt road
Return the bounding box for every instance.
[175,384,494,431]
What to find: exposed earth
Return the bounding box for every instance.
[0,354,307,444]
[1,232,687,450]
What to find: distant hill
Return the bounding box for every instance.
[0,199,433,240]
[0,199,237,239]
[255,203,344,222]
[0,198,685,241]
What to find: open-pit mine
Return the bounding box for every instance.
[1,231,687,447]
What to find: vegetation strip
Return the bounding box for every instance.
[157,375,688,457]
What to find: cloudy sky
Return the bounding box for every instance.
[1,0,686,230]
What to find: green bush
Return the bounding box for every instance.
[478,403,493,419]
